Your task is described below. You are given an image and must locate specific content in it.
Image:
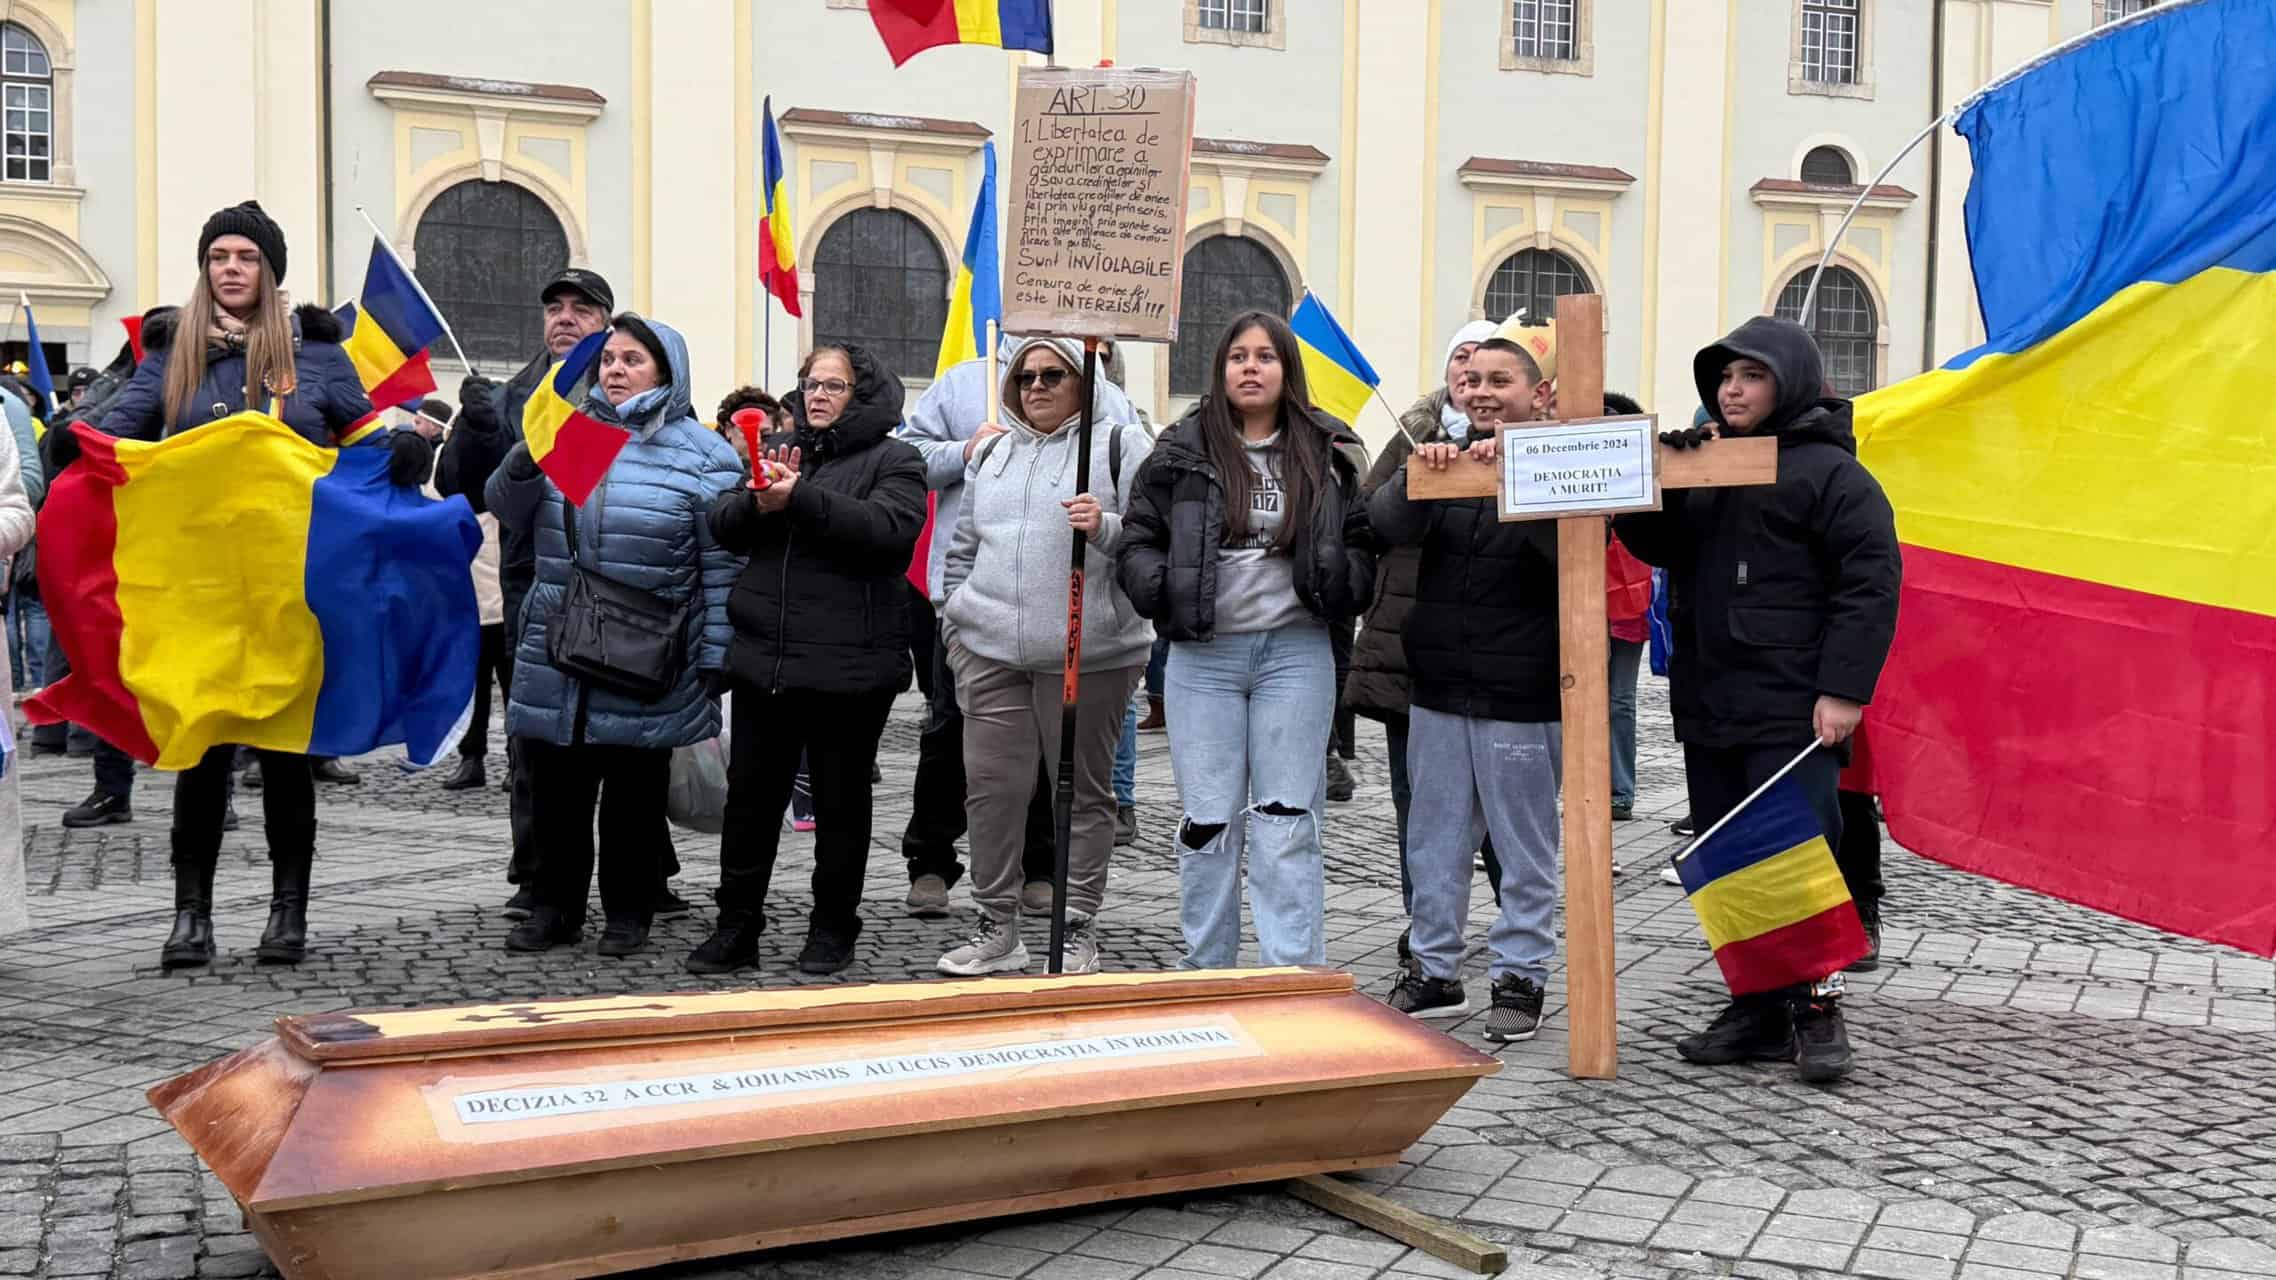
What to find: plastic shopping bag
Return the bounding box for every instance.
[668,735,729,834]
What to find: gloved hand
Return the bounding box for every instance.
[500,440,541,482]
[455,375,502,435]
[1658,424,1715,450]
[44,421,82,474]
[387,429,436,487]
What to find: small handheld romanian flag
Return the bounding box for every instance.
[26,415,481,770]
[335,238,445,412]
[1288,291,1379,429]
[521,329,629,506]
[1675,775,1869,996]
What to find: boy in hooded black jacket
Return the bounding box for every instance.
[1614,315,1901,1085]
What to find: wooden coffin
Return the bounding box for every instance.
[149,968,1499,1280]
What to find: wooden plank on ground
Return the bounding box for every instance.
[1288,1174,1508,1274]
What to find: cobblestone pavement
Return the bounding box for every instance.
[1,678,2270,1280]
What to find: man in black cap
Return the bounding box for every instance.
[436,268,661,917]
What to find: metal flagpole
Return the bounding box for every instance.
[1048,336,1099,975]
[1672,741,1824,866]
[352,205,478,380]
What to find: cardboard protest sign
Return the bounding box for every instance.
[1005,66,1197,341]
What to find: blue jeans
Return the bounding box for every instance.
[1164,625,1334,968]
[1406,706,1563,985]
[1113,688,1138,807]
[1609,637,1644,807]
[7,588,46,692]
[1145,634,1169,698]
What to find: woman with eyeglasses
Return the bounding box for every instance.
[930,338,1153,977]
[688,344,927,977]
[1116,311,1377,969]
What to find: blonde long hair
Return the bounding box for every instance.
[162,259,296,424]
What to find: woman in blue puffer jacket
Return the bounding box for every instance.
[487,314,743,958]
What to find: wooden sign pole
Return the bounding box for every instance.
[1552,294,1619,1080]
[1401,296,1777,1080]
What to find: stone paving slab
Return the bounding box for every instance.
[1,677,2271,1278]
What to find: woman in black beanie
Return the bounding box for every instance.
[69,200,434,971]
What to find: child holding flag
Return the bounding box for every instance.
[1614,316,1901,1083]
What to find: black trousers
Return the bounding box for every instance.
[901,620,1055,888]
[1835,788,1885,918]
[1683,742,1854,999]
[174,746,314,864]
[458,623,508,759]
[719,683,896,939]
[1328,619,1356,759]
[524,739,670,926]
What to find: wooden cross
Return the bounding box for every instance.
[1406,294,1776,1079]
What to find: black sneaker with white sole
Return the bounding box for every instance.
[1793,996,1856,1083]
[1386,973,1469,1019]
[1484,974,1546,1042]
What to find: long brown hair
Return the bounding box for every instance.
[1197,310,1328,551]
[163,257,295,424]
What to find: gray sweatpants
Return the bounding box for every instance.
[1406,706,1563,985]
[952,646,1145,924]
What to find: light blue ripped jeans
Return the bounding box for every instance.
[1164,624,1334,968]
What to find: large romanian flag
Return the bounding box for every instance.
[866,0,1053,66]
[522,329,629,506]
[759,97,801,320]
[26,415,481,770]
[1289,291,1378,429]
[1853,0,2276,956]
[1677,774,1870,996]
[935,141,1000,378]
[335,238,446,413]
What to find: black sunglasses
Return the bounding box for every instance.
[1013,367,1072,392]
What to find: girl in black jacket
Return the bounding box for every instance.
[688,344,927,977]
[1115,311,1375,970]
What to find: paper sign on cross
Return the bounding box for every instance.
[1405,294,1778,1079]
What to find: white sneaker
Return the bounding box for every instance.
[937,915,1029,976]
[1659,864,1684,886]
[1060,916,1101,975]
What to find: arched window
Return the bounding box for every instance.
[1774,266,1877,396]
[1482,247,1587,326]
[2,24,53,184]
[1170,235,1292,398]
[1800,145,1855,185]
[413,181,571,366]
[813,208,949,382]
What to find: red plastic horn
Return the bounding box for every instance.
[731,407,771,489]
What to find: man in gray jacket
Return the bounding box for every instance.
[896,338,1136,916]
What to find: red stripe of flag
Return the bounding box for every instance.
[539,414,631,508]
[1876,545,2276,955]
[23,427,161,763]
[368,349,437,413]
[1713,903,1870,996]
[867,0,961,66]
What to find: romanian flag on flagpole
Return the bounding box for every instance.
[1853,0,2276,956]
[1288,290,1379,428]
[1676,765,1870,995]
[335,238,445,413]
[25,415,481,770]
[18,296,55,420]
[866,0,1053,66]
[522,329,629,506]
[759,97,801,320]
[935,141,1000,378]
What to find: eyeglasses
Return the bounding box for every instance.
[1013,367,1071,392]
[800,377,851,397]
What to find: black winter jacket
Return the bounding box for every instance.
[1614,315,1901,749]
[1370,447,1563,725]
[708,344,927,696]
[1345,387,1453,722]
[1115,405,1375,643]
[436,349,559,634]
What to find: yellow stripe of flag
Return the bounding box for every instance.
[952,0,1003,44]
[1296,336,1373,427]
[1687,837,1853,952]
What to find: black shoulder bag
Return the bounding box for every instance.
[546,496,688,702]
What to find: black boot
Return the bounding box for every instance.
[257,838,313,965]
[439,754,486,792]
[161,836,219,970]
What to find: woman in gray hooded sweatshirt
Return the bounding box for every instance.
[934,336,1153,976]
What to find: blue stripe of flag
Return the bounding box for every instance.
[1674,776,1830,894]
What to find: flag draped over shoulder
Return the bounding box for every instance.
[867,0,1053,66]
[759,97,802,320]
[335,238,446,413]
[936,142,1000,379]
[26,415,481,771]
[522,329,628,506]
[1677,775,1869,996]
[1852,0,2276,956]
[1288,291,1378,428]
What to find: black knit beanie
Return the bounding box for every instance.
[197,201,287,285]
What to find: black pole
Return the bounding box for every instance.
[1049,337,1099,974]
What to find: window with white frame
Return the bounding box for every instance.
[1800,146,1856,185]
[1774,267,1878,396]
[1483,249,1589,327]
[2094,0,2157,23]
[1198,0,1267,34]
[2,24,52,184]
[1800,0,1859,85]
[1512,0,1578,60]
